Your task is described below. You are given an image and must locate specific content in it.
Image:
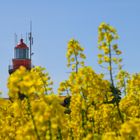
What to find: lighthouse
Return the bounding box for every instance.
[8,38,32,74]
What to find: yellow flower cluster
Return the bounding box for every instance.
[7,66,53,99]
[0,94,68,140]
[0,64,140,140]
[98,22,122,71]
[116,70,130,94]
[1,23,140,140]
[120,74,140,119]
[66,39,86,72]
[120,118,140,140]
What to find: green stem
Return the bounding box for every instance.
[73,49,78,73]
[57,127,62,140]
[81,109,87,137]
[124,80,126,96]
[27,97,40,140]
[108,44,114,87]
[108,44,124,123]
[69,115,74,140]
[116,101,124,123]
[40,73,48,95]
[48,120,52,140]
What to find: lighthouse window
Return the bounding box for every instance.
[15,48,29,59]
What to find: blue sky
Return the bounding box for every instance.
[0,0,140,97]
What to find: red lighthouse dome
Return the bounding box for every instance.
[9,39,31,74]
[15,39,28,49]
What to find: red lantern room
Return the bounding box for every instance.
[9,39,31,74]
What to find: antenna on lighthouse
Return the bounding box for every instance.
[29,21,33,61]
[26,32,28,45]
[14,33,18,46]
